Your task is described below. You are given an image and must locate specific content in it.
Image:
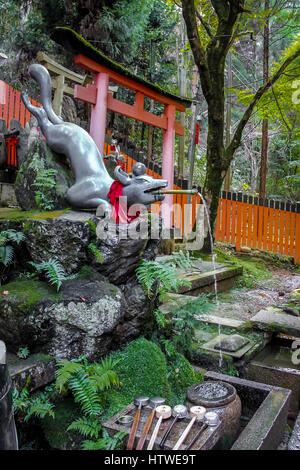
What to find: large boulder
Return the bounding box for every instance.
[23,211,93,275]
[1,211,161,281]
[14,139,74,211]
[0,277,126,360]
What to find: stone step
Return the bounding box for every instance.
[195,314,245,329]
[252,307,300,337]
[160,293,246,329]
[177,266,243,294]
[7,353,56,392]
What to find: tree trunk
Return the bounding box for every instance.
[224,51,232,191]
[178,17,187,178]
[259,0,269,198]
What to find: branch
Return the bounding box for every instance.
[271,87,291,134]
[195,8,213,39]
[226,47,300,160]
[181,0,212,101]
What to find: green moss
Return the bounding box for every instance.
[0,207,70,221]
[0,280,62,311]
[41,398,82,450]
[212,248,273,288]
[102,338,172,420]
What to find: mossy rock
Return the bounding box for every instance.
[0,277,125,359]
[14,139,74,211]
[102,338,173,420]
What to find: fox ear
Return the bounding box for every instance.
[114,166,131,186]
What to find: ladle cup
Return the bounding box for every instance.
[159,404,188,449]
[172,406,206,450]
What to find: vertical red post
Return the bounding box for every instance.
[90,72,109,156]
[161,104,176,228]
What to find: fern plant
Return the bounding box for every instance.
[171,250,196,271]
[29,258,68,291]
[55,355,120,448]
[56,355,119,415]
[88,243,103,264]
[32,168,57,211]
[0,229,25,267]
[136,259,191,299]
[13,378,54,422]
[82,429,126,451]
[67,415,102,439]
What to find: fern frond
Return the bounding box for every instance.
[68,370,102,416]
[67,415,101,438]
[29,258,67,291]
[82,430,126,450]
[0,245,13,266]
[1,230,25,245]
[154,309,169,329]
[24,398,54,422]
[55,359,82,392]
[88,243,103,264]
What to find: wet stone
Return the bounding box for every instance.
[214,334,249,353]
[193,382,229,400]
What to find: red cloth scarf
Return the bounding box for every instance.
[107,181,140,224]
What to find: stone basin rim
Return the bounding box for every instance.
[187,381,237,408]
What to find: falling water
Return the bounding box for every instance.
[198,192,223,368]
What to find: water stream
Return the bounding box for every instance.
[198,192,223,368]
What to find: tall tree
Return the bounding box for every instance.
[180,0,300,251]
[259,0,269,198]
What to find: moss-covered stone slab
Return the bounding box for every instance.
[7,352,56,392]
[252,307,300,337]
[201,334,255,359]
[194,314,245,329]
[177,266,243,294]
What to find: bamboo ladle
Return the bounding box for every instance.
[147,405,172,450]
[172,406,206,450]
[126,396,149,450]
[136,397,166,450]
[159,404,188,449]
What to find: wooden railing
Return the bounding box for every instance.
[0,81,39,129]
[216,192,300,263]
[105,143,300,263]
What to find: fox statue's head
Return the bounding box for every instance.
[114,163,168,206]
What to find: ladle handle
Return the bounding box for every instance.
[159,416,178,449]
[147,415,162,450]
[136,409,155,450]
[126,407,141,450]
[185,422,208,450]
[173,416,196,450]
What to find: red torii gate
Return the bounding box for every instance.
[53,28,191,225]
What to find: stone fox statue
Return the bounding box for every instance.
[21,64,167,210]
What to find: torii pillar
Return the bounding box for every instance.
[73,56,187,229]
[161,104,176,228]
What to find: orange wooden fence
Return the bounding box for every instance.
[216,192,300,263]
[0,81,40,129]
